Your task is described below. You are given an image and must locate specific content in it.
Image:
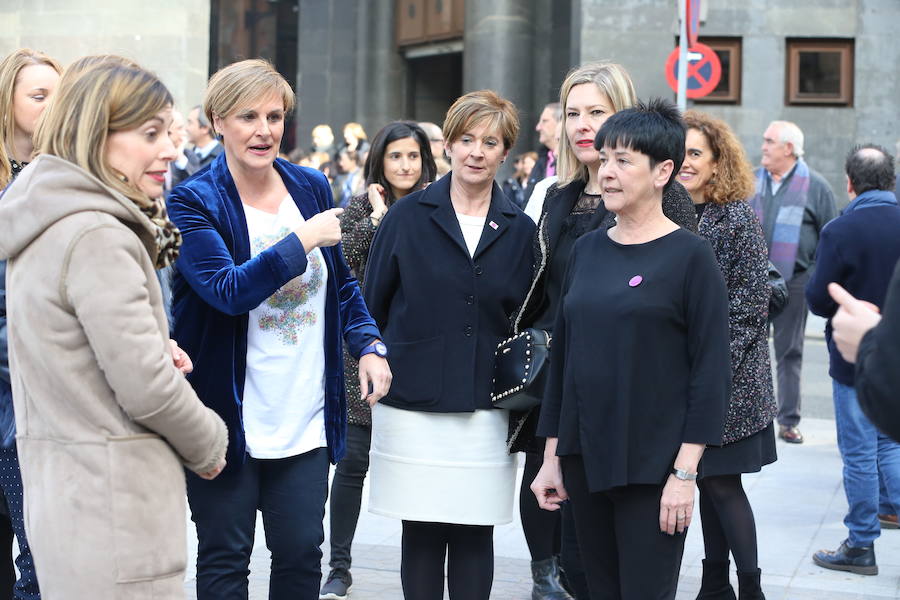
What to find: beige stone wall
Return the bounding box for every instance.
[0,0,210,114]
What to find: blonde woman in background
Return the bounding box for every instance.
[0,46,61,600]
[0,60,228,599]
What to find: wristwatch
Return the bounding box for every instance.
[671,467,698,481]
[359,340,388,359]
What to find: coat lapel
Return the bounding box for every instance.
[423,175,471,258]
[211,153,252,263]
[473,182,516,259]
[544,181,584,251]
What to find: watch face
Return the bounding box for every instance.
[374,342,388,357]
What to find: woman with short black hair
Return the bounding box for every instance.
[532,100,731,599]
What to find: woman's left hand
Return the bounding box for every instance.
[359,354,392,406]
[659,475,696,535]
[169,339,193,375]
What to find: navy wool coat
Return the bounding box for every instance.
[167,155,381,469]
[363,172,535,413]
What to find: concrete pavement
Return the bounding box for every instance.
[183,417,900,599]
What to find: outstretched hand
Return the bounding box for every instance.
[828,283,882,363]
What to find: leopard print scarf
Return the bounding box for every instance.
[131,194,182,269]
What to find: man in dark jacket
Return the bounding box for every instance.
[806,144,900,576]
[186,105,223,170]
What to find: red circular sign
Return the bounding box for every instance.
[665,43,722,99]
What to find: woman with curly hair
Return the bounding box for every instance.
[679,110,777,600]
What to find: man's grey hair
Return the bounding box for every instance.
[193,105,211,129]
[770,120,804,158]
[545,102,562,122]
[418,121,443,142]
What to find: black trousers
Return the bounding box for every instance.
[327,423,371,574]
[561,455,685,600]
[772,269,810,428]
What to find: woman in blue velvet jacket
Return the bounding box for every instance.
[167,59,391,600]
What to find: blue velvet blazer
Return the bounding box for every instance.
[167,155,381,468]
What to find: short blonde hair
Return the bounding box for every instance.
[343,121,367,142]
[556,62,637,187]
[442,90,519,151]
[0,48,62,188]
[204,59,295,128]
[36,62,173,205]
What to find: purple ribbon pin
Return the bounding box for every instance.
[628,275,643,287]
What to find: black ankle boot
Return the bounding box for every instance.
[531,557,573,600]
[695,559,736,600]
[737,569,766,600]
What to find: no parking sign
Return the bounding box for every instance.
[665,42,722,99]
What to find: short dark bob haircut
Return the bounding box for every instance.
[364,120,437,204]
[845,144,895,195]
[594,98,686,191]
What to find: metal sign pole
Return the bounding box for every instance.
[677,0,688,112]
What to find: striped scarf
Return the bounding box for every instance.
[750,160,809,281]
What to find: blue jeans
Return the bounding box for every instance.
[833,381,900,547]
[187,447,330,599]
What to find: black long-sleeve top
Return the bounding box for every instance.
[537,227,731,493]
[857,260,900,443]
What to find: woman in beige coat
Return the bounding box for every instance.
[0,61,228,599]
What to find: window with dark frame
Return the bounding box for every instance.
[786,39,854,106]
[694,37,742,104]
[396,0,465,47]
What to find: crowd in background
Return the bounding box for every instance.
[0,45,900,600]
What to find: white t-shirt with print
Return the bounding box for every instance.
[242,196,328,459]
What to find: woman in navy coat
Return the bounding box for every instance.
[167,59,391,600]
[363,90,535,599]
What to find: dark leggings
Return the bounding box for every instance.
[0,513,12,598]
[520,450,561,561]
[400,521,494,600]
[697,474,759,571]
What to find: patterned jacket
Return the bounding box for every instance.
[339,192,382,427]
[698,201,777,443]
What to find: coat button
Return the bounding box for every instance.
[465,294,474,305]
[474,265,483,276]
[464,325,473,336]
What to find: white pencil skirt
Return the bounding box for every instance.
[368,403,517,526]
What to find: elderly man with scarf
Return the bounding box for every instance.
[805,145,900,576]
[752,120,837,444]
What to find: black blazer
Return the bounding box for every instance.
[193,143,224,171]
[363,172,535,413]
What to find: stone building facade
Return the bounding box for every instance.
[3,0,898,193]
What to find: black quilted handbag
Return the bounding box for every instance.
[490,328,551,411]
